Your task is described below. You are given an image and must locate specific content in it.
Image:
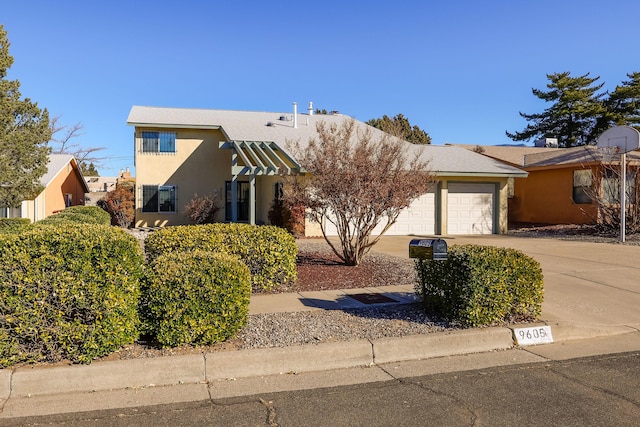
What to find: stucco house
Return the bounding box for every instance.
[127,105,527,236]
[461,143,640,225]
[1,154,89,222]
[84,167,135,207]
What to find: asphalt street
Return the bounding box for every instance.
[5,350,640,426]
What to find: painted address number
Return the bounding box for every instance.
[514,326,554,346]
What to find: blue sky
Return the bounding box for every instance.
[4,0,639,176]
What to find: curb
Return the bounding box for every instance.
[2,323,638,403]
[205,339,374,380]
[9,354,205,399]
[541,322,639,342]
[2,327,513,400]
[372,327,514,364]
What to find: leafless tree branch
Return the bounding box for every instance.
[283,118,434,265]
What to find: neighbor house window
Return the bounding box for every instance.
[603,168,637,205]
[142,185,176,212]
[65,193,73,207]
[141,131,176,153]
[572,169,592,204]
[225,181,250,221]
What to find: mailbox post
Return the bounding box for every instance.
[409,238,447,261]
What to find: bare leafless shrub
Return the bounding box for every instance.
[585,161,640,234]
[183,193,221,224]
[284,119,433,266]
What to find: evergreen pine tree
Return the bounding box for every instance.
[0,25,51,209]
[506,72,607,147]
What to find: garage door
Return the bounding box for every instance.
[447,183,494,234]
[325,189,435,236]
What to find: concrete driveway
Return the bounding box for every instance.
[369,234,640,339]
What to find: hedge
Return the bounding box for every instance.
[145,223,297,292]
[37,206,111,226]
[0,224,143,366]
[142,251,251,347]
[0,218,31,234]
[414,244,543,326]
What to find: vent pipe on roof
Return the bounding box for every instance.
[293,102,298,128]
[308,101,313,116]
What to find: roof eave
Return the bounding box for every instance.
[127,122,221,130]
[434,171,528,178]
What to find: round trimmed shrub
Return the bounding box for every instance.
[414,244,544,326]
[0,224,143,366]
[143,251,251,347]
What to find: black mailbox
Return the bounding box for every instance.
[409,238,447,261]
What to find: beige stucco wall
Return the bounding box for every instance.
[304,216,323,237]
[135,128,229,227]
[257,176,281,225]
[134,128,284,227]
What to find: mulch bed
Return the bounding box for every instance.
[292,244,416,292]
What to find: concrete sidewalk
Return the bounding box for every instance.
[1,235,640,419]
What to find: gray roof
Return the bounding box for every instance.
[456,144,561,167]
[41,154,74,186]
[458,144,640,168]
[42,154,90,193]
[128,106,527,178]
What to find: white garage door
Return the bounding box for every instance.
[324,190,435,236]
[447,183,495,235]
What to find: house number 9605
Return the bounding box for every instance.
[514,326,554,346]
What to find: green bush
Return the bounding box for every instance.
[37,206,111,226]
[63,205,112,224]
[414,244,543,326]
[0,218,32,234]
[0,224,143,366]
[145,223,297,292]
[143,251,251,347]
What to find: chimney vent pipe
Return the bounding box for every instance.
[293,102,298,128]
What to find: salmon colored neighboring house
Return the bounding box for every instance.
[5,154,90,222]
[461,143,640,225]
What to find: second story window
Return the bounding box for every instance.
[142,131,176,153]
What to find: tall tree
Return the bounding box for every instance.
[605,71,640,130]
[284,119,433,266]
[0,25,51,209]
[506,72,607,147]
[367,113,432,144]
